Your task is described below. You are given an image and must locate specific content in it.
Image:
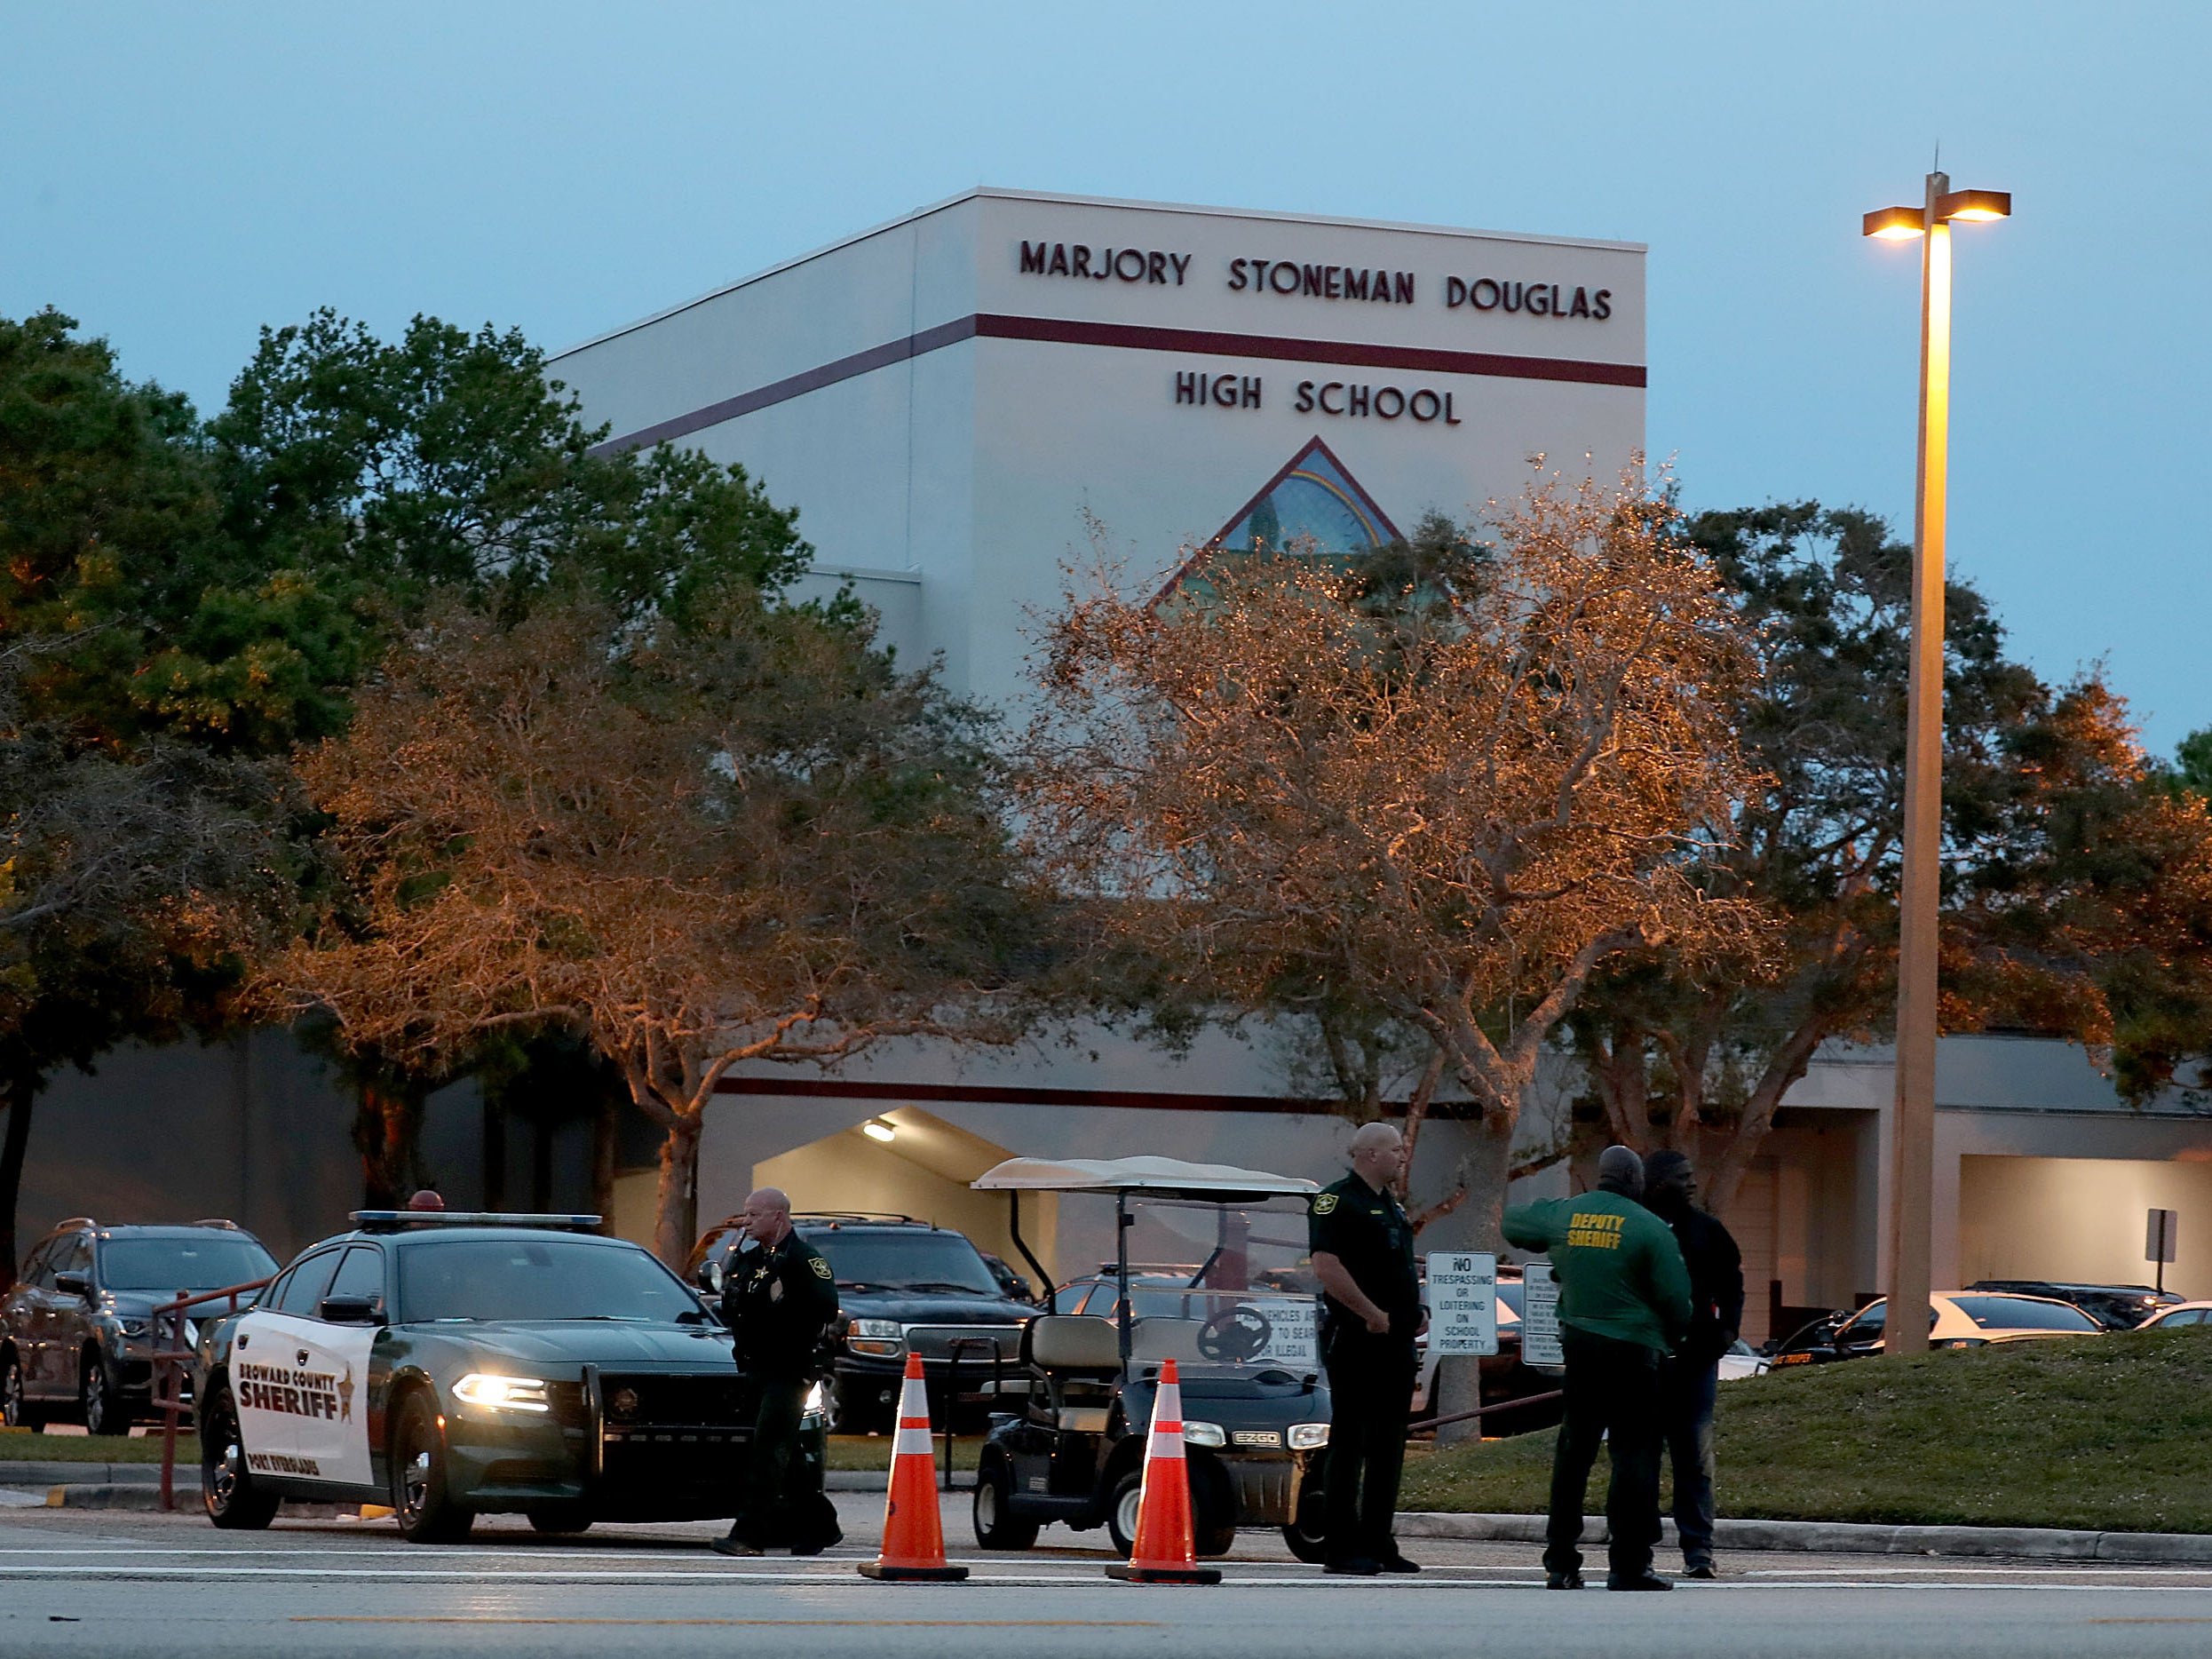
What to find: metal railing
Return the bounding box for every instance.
[1410,1388,1565,1440]
[940,1336,1003,1490]
[149,1276,271,1512]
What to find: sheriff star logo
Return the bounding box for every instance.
[1312,1195,1338,1215]
[810,1258,832,1281]
[337,1367,355,1423]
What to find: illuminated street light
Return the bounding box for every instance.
[1863,170,2010,1356]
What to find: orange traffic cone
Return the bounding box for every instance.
[1106,1358,1222,1585]
[858,1352,969,1582]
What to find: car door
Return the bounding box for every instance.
[41,1234,94,1395]
[7,1242,54,1397]
[290,1245,384,1488]
[230,1250,343,1480]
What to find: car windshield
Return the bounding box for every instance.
[395,1237,699,1323]
[98,1235,277,1294]
[1949,1295,2101,1332]
[807,1231,998,1295]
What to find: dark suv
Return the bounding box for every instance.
[688,1214,1033,1431]
[3,1218,278,1433]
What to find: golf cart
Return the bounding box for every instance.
[966,1155,1333,1561]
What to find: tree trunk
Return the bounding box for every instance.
[1702,1020,1829,1221]
[590,1093,619,1236]
[0,1076,34,1290]
[651,1111,703,1268]
[353,1078,430,1208]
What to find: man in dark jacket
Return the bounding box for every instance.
[1642,1149,1745,1580]
[714,1187,841,1557]
[1503,1145,1691,1592]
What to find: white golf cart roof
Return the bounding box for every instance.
[972,1155,1318,1201]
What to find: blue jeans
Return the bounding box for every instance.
[1661,1360,1719,1567]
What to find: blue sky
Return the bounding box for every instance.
[6,2,2206,752]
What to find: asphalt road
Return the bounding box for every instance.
[8,1494,2212,1659]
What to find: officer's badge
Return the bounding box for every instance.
[811,1258,833,1280]
[1312,1195,1339,1215]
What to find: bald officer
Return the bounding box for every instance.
[1309,1122,1423,1577]
[1504,1145,1692,1592]
[713,1187,839,1558]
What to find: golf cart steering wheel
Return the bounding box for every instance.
[1196,1304,1272,1363]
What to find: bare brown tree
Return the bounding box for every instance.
[1024,468,1771,1245]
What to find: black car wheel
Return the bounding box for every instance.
[200,1385,279,1530]
[80,1352,127,1436]
[824,1374,881,1435]
[1,1351,44,1432]
[1282,1472,1328,1562]
[391,1390,473,1544]
[971,1454,1039,1551]
[1107,1465,1237,1559]
[527,1504,593,1536]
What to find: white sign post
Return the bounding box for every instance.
[2148,1208,2180,1295]
[1424,1251,1499,1358]
[1519,1258,1564,1370]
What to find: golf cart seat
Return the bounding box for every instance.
[1023,1314,1120,1433]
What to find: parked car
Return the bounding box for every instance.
[687,1212,1033,1432]
[195,1209,823,1542]
[3,1218,277,1433]
[1716,1338,1770,1381]
[1768,1291,2103,1365]
[1963,1280,2185,1330]
[2133,1300,2212,1330]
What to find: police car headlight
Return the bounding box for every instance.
[117,1319,152,1340]
[1288,1423,1330,1451]
[847,1319,904,1356]
[452,1373,551,1413]
[1181,1421,1226,1448]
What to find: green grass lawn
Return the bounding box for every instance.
[824,1433,982,1472]
[0,1430,197,1464]
[1400,1329,2212,1534]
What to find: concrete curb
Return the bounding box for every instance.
[824,1471,971,1492]
[0,1462,163,1486]
[1396,1511,2212,1564]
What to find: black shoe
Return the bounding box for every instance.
[789,1542,826,1557]
[1545,1568,1584,1590]
[1685,1561,1716,1580]
[1606,1570,1674,1592]
[1324,1556,1381,1576]
[711,1536,765,1558]
[1378,1553,1421,1575]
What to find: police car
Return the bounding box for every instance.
[194,1211,827,1543]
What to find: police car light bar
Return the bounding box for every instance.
[349,1211,605,1232]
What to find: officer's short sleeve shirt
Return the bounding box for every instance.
[1309,1174,1422,1334]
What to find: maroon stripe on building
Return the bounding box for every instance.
[591,314,1645,455]
[711,1074,1341,1117]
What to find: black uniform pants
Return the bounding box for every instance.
[1544,1327,1664,1581]
[730,1377,827,1550]
[1661,1358,1719,1568]
[1322,1330,1416,1563]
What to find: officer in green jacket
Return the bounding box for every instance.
[713,1187,841,1557]
[1503,1145,1692,1592]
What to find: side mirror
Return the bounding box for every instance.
[318,1295,384,1325]
[54,1272,91,1298]
[695,1259,725,1297]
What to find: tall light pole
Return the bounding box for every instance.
[1862,172,2009,1354]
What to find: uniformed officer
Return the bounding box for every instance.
[1309,1121,1423,1577]
[712,1187,840,1558]
[1503,1145,1692,1592]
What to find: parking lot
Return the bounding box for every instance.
[10,1492,2212,1659]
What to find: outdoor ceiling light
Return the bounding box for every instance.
[1936,188,2011,222]
[862,1119,897,1142]
[1863,205,1926,240]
